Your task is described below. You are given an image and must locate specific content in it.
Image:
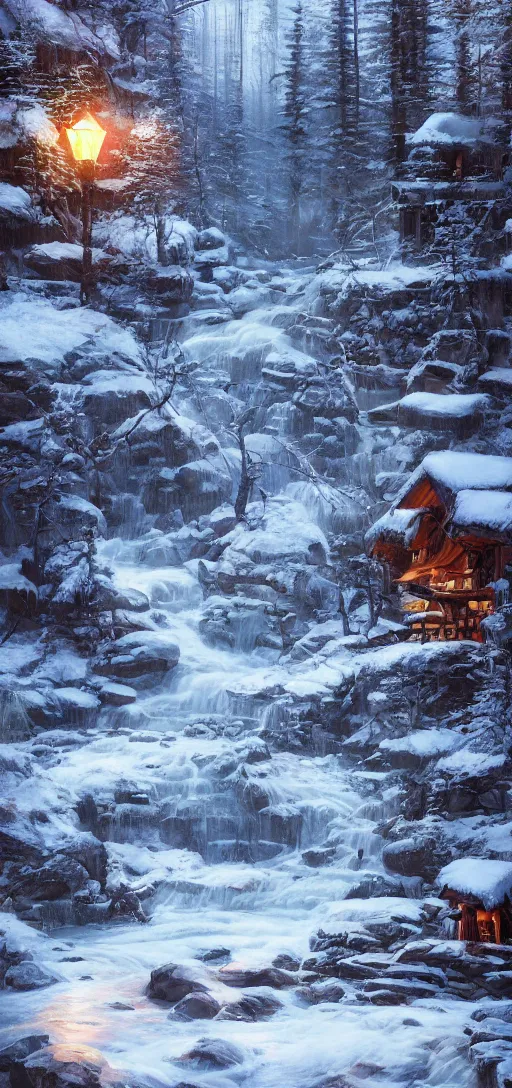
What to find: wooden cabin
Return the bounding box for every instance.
[437,859,512,945]
[394,112,510,252]
[367,452,512,642]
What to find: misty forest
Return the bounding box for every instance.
[2,1,512,1087]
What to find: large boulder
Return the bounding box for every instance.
[4,962,58,991]
[80,372,154,433]
[25,243,110,282]
[146,962,209,1003]
[382,837,439,880]
[216,993,282,1021]
[94,631,179,681]
[12,854,90,901]
[0,1036,49,1070]
[147,266,194,304]
[171,991,221,1019]
[177,1037,246,1069]
[218,963,295,988]
[7,1045,122,1088]
[143,458,231,520]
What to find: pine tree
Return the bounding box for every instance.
[281,2,308,253]
[120,118,183,263]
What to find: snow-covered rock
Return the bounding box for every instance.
[94,630,180,681]
[25,242,110,281]
[0,293,142,374]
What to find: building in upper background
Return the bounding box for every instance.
[393,112,511,257]
[366,451,512,643]
[437,859,512,944]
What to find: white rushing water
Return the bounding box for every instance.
[0,271,479,1088]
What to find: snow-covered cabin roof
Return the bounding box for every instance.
[437,858,512,909]
[408,112,503,150]
[365,508,426,551]
[395,452,512,510]
[450,489,512,539]
[367,453,512,554]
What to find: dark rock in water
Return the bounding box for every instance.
[147,963,209,1003]
[218,964,295,988]
[170,992,221,1020]
[60,839,108,888]
[178,1037,246,1069]
[299,980,346,1005]
[197,947,231,963]
[362,988,407,1005]
[345,874,404,900]
[302,847,336,868]
[94,633,180,682]
[272,953,301,971]
[106,1003,134,1011]
[108,887,148,924]
[12,854,90,902]
[7,1043,122,1088]
[0,1037,49,1071]
[216,993,282,1021]
[98,683,137,707]
[4,963,58,991]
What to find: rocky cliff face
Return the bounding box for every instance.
[0,196,512,1088]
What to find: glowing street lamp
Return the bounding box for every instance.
[66,112,106,164]
[66,112,106,305]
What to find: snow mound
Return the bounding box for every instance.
[399,392,490,419]
[0,292,142,370]
[221,497,329,567]
[325,897,427,925]
[436,751,506,776]
[28,242,107,262]
[316,264,435,301]
[0,183,36,221]
[437,858,512,908]
[380,728,462,758]
[479,367,512,389]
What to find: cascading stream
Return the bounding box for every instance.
[0,267,479,1088]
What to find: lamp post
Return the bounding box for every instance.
[65,112,106,306]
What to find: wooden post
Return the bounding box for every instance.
[80,163,94,306]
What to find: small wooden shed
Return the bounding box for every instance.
[437,859,512,944]
[367,452,512,642]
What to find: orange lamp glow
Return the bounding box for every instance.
[66,112,106,163]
